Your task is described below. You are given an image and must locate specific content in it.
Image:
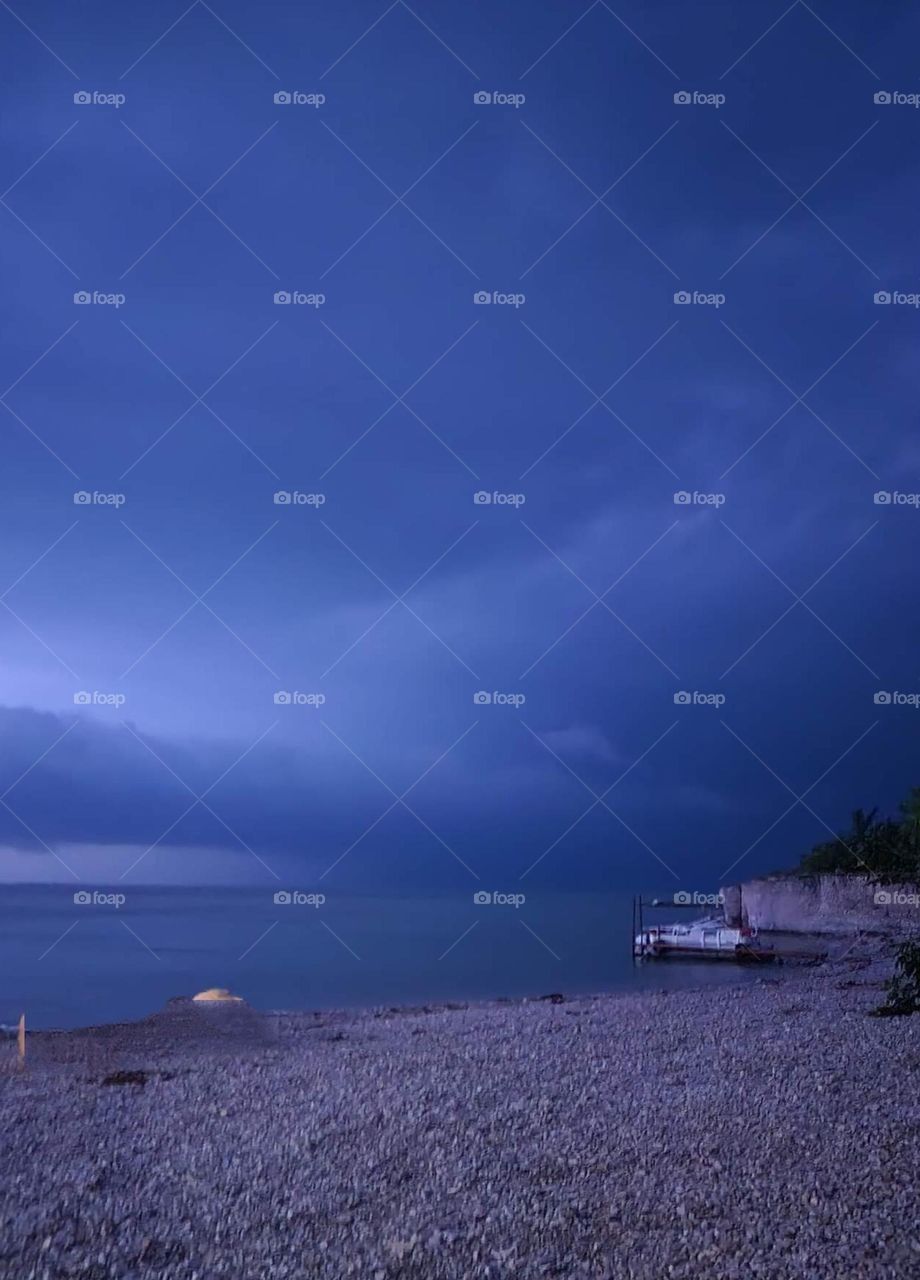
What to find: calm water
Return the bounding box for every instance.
[0,886,761,1029]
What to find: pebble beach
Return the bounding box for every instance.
[2,940,918,1280]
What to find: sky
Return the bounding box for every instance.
[0,0,918,895]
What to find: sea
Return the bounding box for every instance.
[0,885,763,1030]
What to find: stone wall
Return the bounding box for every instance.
[719,873,920,934]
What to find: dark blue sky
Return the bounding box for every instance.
[0,0,917,891]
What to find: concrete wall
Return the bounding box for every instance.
[719,873,920,935]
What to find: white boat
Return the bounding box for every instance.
[633,914,773,961]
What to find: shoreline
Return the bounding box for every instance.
[3,932,918,1278]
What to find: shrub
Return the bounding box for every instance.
[872,941,920,1017]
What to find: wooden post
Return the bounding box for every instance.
[17,1013,25,1066]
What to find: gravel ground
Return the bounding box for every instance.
[1,940,919,1279]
